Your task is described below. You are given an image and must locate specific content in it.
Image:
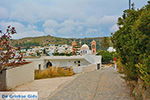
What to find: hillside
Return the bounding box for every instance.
[11,35,112,50]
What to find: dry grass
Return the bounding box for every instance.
[35,67,74,79]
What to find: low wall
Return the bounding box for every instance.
[82,64,97,72]
[0,63,34,90]
[0,70,6,90]
[73,64,97,73]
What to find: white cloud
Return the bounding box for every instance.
[110,24,119,32]
[0,0,148,38]
[43,20,59,28]
[44,28,56,36]
[0,7,9,19]
[0,0,124,38]
[100,16,118,24]
[0,21,45,39]
[42,17,116,38]
[86,28,99,34]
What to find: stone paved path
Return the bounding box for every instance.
[49,67,131,100]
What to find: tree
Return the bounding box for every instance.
[96,50,113,64]
[0,26,24,71]
[112,1,150,84]
[101,37,111,50]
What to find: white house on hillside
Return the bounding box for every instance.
[107,47,116,52]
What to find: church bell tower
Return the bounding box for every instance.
[91,40,96,55]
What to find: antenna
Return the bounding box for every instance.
[131,3,135,9]
[129,0,131,9]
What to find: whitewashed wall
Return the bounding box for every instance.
[32,60,45,70]
[25,58,45,70]
[0,63,34,90]
[82,64,97,72]
[46,59,90,68]
[73,64,97,73]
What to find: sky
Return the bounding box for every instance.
[0,0,148,39]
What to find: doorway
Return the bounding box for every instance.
[46,61,52,68]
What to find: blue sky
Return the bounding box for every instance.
[0,0,148,39]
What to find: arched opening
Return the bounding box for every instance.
[38,64,41,70]
[46,61,52,68]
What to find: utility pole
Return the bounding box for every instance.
[129,0,131,9]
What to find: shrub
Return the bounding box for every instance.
[97,50,113,64]
[35,67,74,79]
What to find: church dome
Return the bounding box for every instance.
[81,44,89,50]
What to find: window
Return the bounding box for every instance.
[78,61,80,66]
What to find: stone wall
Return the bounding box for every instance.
[0,63,34,90]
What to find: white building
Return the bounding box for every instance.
[21,44,72,57]
[26,55,102,73]
[107,47,116,52]
[80,44,92,55]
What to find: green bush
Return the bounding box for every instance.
[97,50,114,64]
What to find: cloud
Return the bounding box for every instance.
[0,0,148,38]
[0,7,9,19]
[110,24,119,32]
[100,16,118,24]
[43,20,59,28]
[44,28,56,36]
[42,15,120,38]
[86,28,99,34]
[0,21,45,39]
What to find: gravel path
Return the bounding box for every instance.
[49,67,131,100]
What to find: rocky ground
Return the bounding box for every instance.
[49,67,131,100]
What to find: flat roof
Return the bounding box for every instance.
[42,56,84,60]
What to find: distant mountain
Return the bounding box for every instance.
[11,35,112,50]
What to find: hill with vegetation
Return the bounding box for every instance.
[11,35,112,50]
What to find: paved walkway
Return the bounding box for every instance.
[14,76,75,100]
[49,67,131,100]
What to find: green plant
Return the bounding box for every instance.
[112,1,150,83]
[97,50,113,64]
